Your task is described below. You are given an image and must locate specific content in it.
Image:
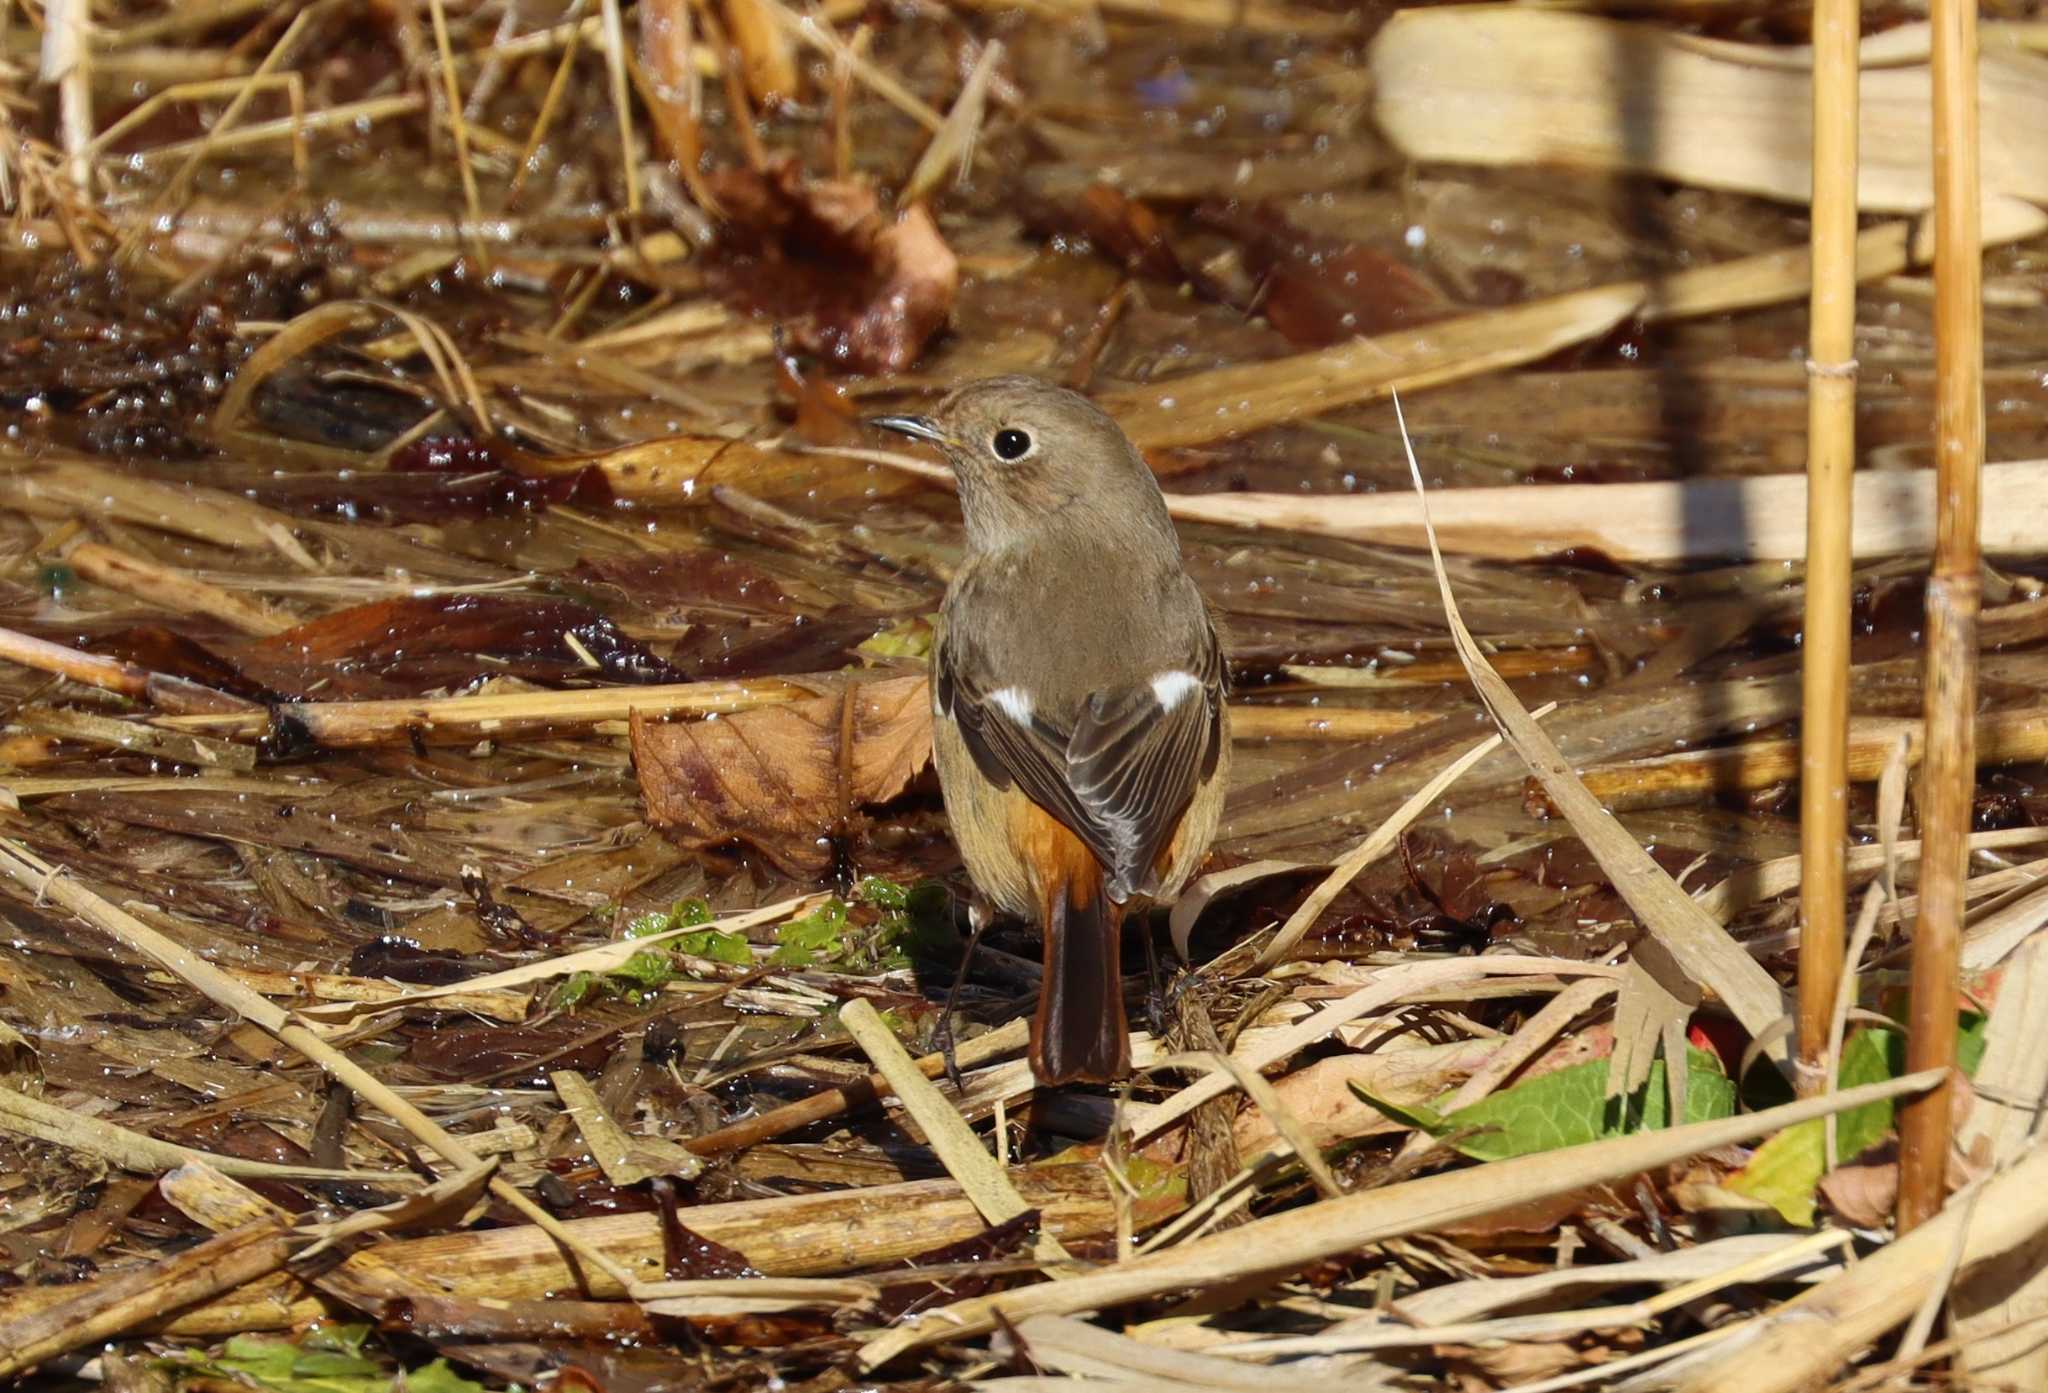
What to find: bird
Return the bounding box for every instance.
[869,376,1230,1085]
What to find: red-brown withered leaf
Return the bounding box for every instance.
[706,160,958,374]
[633,674,933,876]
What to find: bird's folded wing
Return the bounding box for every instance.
[936,624,1226,902]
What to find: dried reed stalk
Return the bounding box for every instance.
[64,541,295,637]
[859,1072,1940,1367]
[1101,203,2045,450]
[0,1212,297,1378]
[1547,707,2048,814]
[0,1147,1171,1337]
[1795,0,1860,1094]
[1897,0,1983,1236]
[151,676,808,745]
[40,0,91,194]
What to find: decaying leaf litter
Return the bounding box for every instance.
[5,0,2048,1389]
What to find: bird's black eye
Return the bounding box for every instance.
[991,428,1033,461]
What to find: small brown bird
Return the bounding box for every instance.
[870,377,1230,1085]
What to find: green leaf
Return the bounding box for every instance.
[553,971,599,1009]
[301,1328,373,1359]
[858,876,910,911]
[623,911,673,939]
[674,927,753,966]
[771,899,852,967]
[1728,1020,1986,1226]
[608,949,678,993]
[670,898,713,928]
[1354,1045,1735,1163]
[169,1328,503,1393]
[180,1330,388,1393]
[400,1361,495,1393]
[856,616,935,663]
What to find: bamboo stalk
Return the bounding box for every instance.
[1796,0,1861,1095]
[1899,0,1983,1236]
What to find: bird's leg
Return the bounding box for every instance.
[1140,912,1170,1040]
[938,893,995,1092]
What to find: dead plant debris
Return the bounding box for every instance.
[3,2,2048,1391]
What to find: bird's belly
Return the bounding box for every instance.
[933,713,1036,918]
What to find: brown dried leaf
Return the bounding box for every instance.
[1196,201,1449,347]
[1818,1143,1900,1229]
[708,161,958,374]
[1230,1039,1497,1155]
[633,674,934,876]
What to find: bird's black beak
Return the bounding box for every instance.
[867,414,956,449]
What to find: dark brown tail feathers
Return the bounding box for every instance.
[1030,876,1131,1085]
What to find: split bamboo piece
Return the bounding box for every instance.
[838,999,1072,1271]
[1159,456,2048,565]
[142,679,1433,749]
[1367,8,2048,213]
[1898,0,1982,1237]
[1796,0,1860,1094]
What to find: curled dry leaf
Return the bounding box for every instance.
[633,674,934,876]
[708,160,959,374]
[1230,1037,1497,1156]
[1817,1149,1898,1229]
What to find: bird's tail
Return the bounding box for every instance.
[1031,869,1131,1085]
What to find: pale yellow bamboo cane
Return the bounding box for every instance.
[1796,0,1861,1094]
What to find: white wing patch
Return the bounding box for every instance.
[990,685,1036,724]
[1150,670,1201,712]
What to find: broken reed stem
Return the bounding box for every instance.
[42,0,92,194]
[425,0,488,265]
[64,541,295,637]
[1898,0,1983,1236]
[683,1017,1029,1156]
[0,1212,296,1379]
[1795,0,1860,1094]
